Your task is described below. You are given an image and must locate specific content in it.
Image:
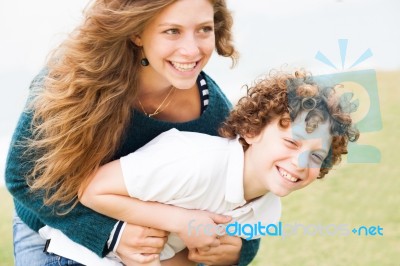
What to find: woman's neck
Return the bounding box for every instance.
[135,81,201,122]
[137,67,173,97]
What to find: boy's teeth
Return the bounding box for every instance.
[279,168,298,182]
[172,62,196,71]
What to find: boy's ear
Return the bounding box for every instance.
[243,132,262,145]
[131,35,143,46]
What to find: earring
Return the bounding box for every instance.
[141,58,149,66]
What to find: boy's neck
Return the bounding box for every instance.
[242,152,269,202]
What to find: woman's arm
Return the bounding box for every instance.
[188,235,242,265]
[6,73,130,257]
[5,105,116,257]
[6,98,170,263]
[79,159,231,250]
[238,238,261,266]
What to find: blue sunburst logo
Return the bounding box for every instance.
[315,39,373,70]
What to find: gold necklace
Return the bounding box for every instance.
[138,86,175,117]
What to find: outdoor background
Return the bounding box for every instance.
[1,0,399,265]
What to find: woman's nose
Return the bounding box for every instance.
[179,34,200,57]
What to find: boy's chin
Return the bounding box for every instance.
[271,189,292,197]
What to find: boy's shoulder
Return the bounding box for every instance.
[156,128,227,147]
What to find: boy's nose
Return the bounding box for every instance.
[291,151,310,169]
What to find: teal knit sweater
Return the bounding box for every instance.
[5,71,259,265]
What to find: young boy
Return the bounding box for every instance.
[40,70,359,265]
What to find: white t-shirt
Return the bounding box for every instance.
[39,129,281,264]
[120,128,281,259]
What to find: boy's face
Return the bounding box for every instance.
[244,112,332,197]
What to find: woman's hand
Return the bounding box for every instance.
[161,249,196,266]
[188,235,242,265]
[176,209,231,252]
[116,223,168,265]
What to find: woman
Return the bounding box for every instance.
[6,0,260,265]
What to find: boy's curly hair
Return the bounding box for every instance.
[219,70,360,178]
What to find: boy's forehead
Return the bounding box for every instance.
[290,112,332,149]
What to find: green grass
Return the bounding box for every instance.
[1,71,399,266]
[0,187,14,265]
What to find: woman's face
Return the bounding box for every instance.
[134,0,215,90]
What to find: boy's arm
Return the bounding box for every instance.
[80,131,260,265]
[79,159,231,250]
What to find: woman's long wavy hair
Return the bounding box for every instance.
[27,0,238,211]
[219,70,360,178]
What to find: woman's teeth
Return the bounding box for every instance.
[171,62,196,72]
[279,168,299,182]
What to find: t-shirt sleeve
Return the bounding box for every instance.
[119,129,198,202]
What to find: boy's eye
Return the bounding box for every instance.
[284,139,298,147]
[312,153,324,163]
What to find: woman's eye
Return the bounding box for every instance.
[165,29,179,35]
[199,26,213,33]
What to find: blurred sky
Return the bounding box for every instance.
[1,0,399,184]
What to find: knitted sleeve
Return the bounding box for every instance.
[238,238,261,265]
[5,73,116,257]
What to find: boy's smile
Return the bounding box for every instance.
[243,112,333,200]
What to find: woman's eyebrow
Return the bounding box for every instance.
[158,20,214,28]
